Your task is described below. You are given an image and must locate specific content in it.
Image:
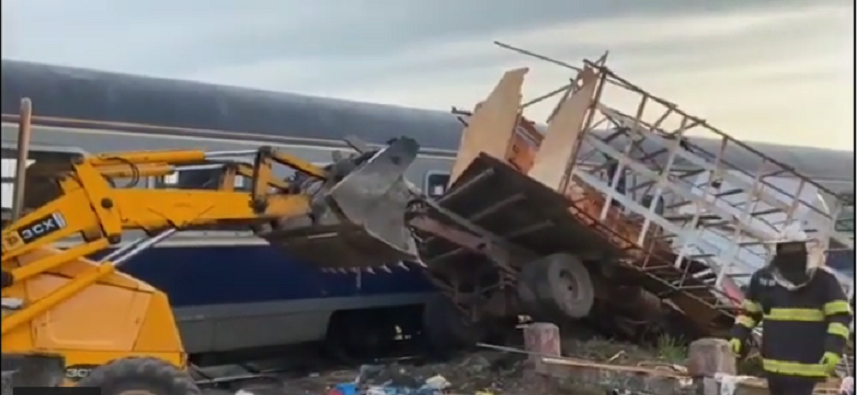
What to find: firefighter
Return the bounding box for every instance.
[729,239,853,395]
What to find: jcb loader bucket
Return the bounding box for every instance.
[258,137,422,271]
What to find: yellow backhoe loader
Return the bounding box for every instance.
[0,137,421,394]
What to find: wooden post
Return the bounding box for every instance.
[686,338,737,395]
[523,322,561,391]
[11,98,33,221]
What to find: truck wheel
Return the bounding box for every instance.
[422,295,481,352]
[76,357,200,395]
[518,253,595,320]
[517,260,551,321]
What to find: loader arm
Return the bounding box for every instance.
[1,138,421,333]
[2,146,320,280]
[0,138,422,390]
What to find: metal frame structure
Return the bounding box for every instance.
[411,44,854,337]
[564,60,852,287]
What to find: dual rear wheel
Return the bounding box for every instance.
[517,253,595,321]
[421,253,596,351]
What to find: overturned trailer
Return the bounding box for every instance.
[401,53,853,346]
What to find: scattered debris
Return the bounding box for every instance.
[221,327,852,395]
[362,354,528,394]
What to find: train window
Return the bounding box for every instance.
[1,208,10,229]
[160,168,245,190]
[281,162,330,191]
[1,158,35,208]
[1,149,78,214]
[835,208,854,233]
[1,158,35,179]
[158,161,330,191]
[0,182,11,211]
[834,194,854,233]
[425,172,450,198]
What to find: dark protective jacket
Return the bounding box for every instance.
[731,266,853,379]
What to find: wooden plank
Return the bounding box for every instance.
[448,68,527,187]
[527,66,599,191]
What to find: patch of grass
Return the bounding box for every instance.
[738,354,766,376]
[653,334,687,364]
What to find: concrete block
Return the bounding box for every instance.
[686,338,736,377]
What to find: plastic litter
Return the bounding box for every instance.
[841,376,855,395]
[713,372,755,395]
[323,373,451,395]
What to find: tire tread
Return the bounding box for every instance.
[77,357,200,395]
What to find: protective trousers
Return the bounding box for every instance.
[766,375,817,395]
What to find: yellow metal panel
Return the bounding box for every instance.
[132,291,185,355]
[27,273,150,352]
[11,246,148,291]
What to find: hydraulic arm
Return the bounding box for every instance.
[0,137,421,392]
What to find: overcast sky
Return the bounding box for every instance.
[1,0,853,150]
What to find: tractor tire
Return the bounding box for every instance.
[422,295,481,352]
[76,357,200,395]
[518,253,595,320]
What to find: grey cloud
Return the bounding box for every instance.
[0,0,850,149]
[287,1,849,94]
[2,0,824,73]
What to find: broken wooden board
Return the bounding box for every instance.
[527,65,599,192]
[448,67,527,187]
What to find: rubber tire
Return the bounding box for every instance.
[76,357,200,395]
[323,310,360,364]
[422,295,481,352]
[517,253,595,320]
[517,261,552,321]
